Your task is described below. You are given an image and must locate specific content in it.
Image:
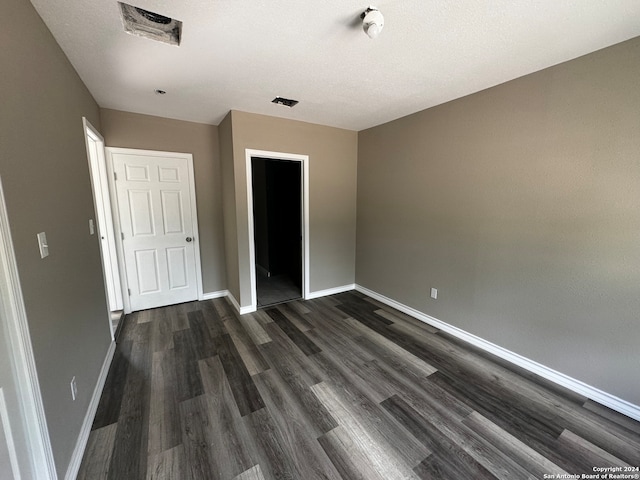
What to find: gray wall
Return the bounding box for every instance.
[1,0,112,475]
[99,108,227,294]
[227,111,358,308]
[219,113,241,302]
[356,37,640,406]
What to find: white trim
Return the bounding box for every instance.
[239,305,256,315]
[83,118,121,341]
[64,341,116,480]
[0,388,21,479]
[226,291,241,312]
[105,147,204,313]
[201,290,229,300]
[355,284,640,422]
[306,284,356,300]
[245,149,310,312]
[225,291,256,315]
[0,178,57,479]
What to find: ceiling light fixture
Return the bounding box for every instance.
[361,6,384,39]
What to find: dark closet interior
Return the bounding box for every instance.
[251,157,302,307]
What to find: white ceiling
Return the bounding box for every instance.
[30,0,640,131]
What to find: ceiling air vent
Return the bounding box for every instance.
[272,97,299,108]
[118,2,182,46]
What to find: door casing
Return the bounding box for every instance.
[83,118,122,338]
[245,149,310,313]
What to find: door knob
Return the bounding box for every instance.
[186,237,193,242]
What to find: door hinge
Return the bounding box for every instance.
[114,172,117,181]
[127,288,131,296]
[121,232,124,240]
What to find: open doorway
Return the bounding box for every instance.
[83,119,123,338]
[251,157,302,307]
[246,149,309,311]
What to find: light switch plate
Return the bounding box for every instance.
[89,219,95,235]
[430,287,438,299]
[37,232,49,258]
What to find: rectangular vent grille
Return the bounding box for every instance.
[119,2,182,46]
[272,97,299,108]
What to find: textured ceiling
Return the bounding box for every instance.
[30,0,640,131]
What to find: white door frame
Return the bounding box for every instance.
[245,149,310,312]
[82,119,122,339]
[106,147,204,314]
[0,177,57,479]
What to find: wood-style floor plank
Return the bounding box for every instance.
[179,395,217,480]
[258,338,337,435]
[223,313,271,376]
[582,399,640,435]
[277,302,314,332]
[147,349,181,458]
[556,429,632,468]
[237,312,272,345]
[252,370,343,479]
[77,424,117,480]
[215,334,266,416]
[146,445,183,480]
[187,310,217,359]
[264,306,321,356]
[149,309,174,353]
[107,340,151,480]
[242,407,300,480]
[461,411,569,478]
[172,328,204,402]
[318,426,387,480]
[91,340,132,429]
[233,464,266,480]
[199,355,258,477]
[79,293,640,479]
[312,381,425,480]
[381,394,534,480]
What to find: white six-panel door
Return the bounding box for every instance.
[109,149,202,312]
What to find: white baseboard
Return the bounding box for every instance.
[225,292,255,315]
[201,290,229,300]
[355,284,640,423]
[239,305,256,315]
[306,284,356,300]
[226,292,241,312]
[65,341,116,480]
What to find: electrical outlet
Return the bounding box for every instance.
[89,219,95,235]
[70,376,77,401]
[430,288,438,299]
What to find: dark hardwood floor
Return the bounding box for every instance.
[77,292,640,479]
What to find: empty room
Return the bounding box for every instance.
[1,0,639,479]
